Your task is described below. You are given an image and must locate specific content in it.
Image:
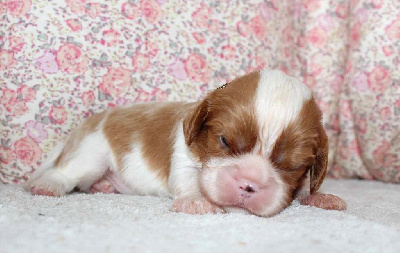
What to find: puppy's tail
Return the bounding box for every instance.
[23,141,65,191]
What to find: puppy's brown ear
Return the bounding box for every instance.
[310,124,328,193]
[183,99,209,146]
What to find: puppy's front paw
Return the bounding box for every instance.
[171,197,225,215]
[299,193,347,210]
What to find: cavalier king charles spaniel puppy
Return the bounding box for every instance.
[25,69,346,217]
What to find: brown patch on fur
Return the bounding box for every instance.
[55,111,106,167]
[103,102,194,184]
[270,97,328,202]
[184,71,260,162]
[183,99,208,147]
[310,123,328,193]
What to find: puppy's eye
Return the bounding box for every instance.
[219,136,230,149]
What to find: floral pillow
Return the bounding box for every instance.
[0,0,274,183]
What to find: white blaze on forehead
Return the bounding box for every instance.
[254,69,312,156]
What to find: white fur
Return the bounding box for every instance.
[254,69,312,157]
[23,140,65,190]
[119,142,169,197]
[28,122,169,197]
[29,129,110,195]
[168,123,202,199]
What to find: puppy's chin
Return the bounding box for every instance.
[200,154,289,217]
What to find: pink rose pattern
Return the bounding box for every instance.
[66,19,82,32]
[99,67,132,97]
[49,106,68,125]
[185,53,211,83]
[5,0,31,18]
[14,137,42,166]
[56,43,89,74]
[1,0,400,184]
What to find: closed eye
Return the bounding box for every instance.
[219,135,230,149]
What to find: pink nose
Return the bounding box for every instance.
[238,180,259,197]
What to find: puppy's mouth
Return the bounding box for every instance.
[222,179,279,213]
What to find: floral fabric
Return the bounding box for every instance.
[0,0,399,184]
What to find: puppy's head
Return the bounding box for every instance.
[183,69,328,217]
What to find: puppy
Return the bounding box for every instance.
[25,69,347,217]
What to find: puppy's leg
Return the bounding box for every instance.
[168,158,224,214]
[168,125,224,214]
[29,130,110,197]
[296,173,347,210]
[171,197,224,214]
[299,193,347,210]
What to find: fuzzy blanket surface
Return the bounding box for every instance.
[1,179,399,253]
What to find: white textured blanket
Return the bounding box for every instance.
[1,179,399,253]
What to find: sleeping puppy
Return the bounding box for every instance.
[25,69,347,217]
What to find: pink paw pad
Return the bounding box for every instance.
[300,193,347,210]
[90,178,117,194]
[31,186,56,197]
